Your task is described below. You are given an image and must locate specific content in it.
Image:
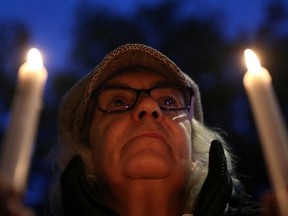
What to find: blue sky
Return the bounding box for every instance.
[1,0,77,71]
[0,0,281,73]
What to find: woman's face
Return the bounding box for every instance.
[88,69,194,186]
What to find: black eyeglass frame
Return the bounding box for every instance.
[91,84,194,113]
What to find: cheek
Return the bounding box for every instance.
[88,118,106,166]
[88,111,114,161]
[178,119,192,155]
[167,114,192,159]
[88,111,119,149]
[88,113,130,167]
[171,113,192,145]
[167,117,195,177]
[176,118,198,172]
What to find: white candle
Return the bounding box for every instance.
[0,48,47,193]
[243,49,288,215]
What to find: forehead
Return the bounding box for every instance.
[104,67,172,87]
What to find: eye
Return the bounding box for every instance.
[158,96,178,108]
[108,97,128,109]
[96,87,136,112]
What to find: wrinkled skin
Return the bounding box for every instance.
[88,69,195,215]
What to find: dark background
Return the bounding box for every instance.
[1,1,288,215]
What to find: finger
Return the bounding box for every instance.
[6,197,35,216]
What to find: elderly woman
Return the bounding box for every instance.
[41,44,261,216]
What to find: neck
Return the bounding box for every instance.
[98,179,188,216]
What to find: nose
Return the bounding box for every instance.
[131,95,163,122]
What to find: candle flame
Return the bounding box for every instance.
[244,49,262,74]
[27,48,43,71]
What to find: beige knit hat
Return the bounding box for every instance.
[58,43,203,144]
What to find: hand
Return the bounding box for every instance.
[262,191,280,216]
[193,140,233,216]
[0,179,34,216]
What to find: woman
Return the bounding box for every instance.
[45,44,261,215]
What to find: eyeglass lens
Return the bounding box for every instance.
[94,86,192,113]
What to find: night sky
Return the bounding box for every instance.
[0,0,280,72]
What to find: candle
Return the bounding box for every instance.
[243,49,288,215]
[0,48,47,193]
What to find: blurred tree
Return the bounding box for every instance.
[70,3,145,76]
[0,21,30,141]
[256,1,288,121]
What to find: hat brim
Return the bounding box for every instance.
[82,43,190,104]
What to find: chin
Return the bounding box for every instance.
[120,152,174,180]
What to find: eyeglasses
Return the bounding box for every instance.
[91,85,194,113]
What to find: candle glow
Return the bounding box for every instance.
[243,49,288,216]
[0,48,47,193]
[27,48,43,71]
[244,49,261,73]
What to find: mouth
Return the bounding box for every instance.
[121,131,172,157]
[132,132,166,142]
[124,131,168,149]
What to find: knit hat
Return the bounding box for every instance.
[58,43,203,144]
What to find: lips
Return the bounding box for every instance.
[131,131,166,142]
[121,130,169,153]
